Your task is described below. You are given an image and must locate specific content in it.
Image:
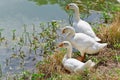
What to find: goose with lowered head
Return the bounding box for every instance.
[66,3,101,41]
[62,26,107,61]
[58,41,95,73]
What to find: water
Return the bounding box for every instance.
[0,0,68,37]
[0,0,69,76]
[0,0,103,76]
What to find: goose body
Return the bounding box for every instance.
[66,3,101,41]
[62,26,107,61]
[59,41,95,73]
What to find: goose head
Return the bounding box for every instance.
[62,26,75,35]
[66,3,79,11]
[59,41,71,49]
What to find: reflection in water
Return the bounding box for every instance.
[29,0,106,24]
[28,0,84,13]
[28,0,72,6]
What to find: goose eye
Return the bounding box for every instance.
[64,43,68,46]
[68,5,72,7]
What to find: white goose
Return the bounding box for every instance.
[66,3,101,41]
[59,41,95,73]
[62,26,107,61]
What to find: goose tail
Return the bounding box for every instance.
[82,60,95,69]
[95,37,101,42]
[99,43,107,49]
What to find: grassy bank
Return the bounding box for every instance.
[35,14,120,80]
[30,13,120,80]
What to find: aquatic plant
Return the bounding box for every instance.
[38,20,62,56]
[0,28,5,44]
[0,20,65,79]
[12,29,16,40]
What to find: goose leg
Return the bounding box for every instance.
[76,55,85,62]
[76,52,85,62]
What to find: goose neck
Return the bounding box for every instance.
[67,31,75,38]
[74,8,80,22]
[63,45,72,62]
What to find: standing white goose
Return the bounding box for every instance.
[62,26,107,61]
[59,41,95,73]
[66,3,101,41]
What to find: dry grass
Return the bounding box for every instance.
[98,12,120,48]
[87,47,120,80]
[36,47,120,80]
[35,49,95,80]
[36,49,68,79]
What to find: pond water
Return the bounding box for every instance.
[0,0,103,76]
[0,0,68,37]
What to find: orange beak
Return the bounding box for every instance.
[65,5,69,10]
[58,43,63,47]
[62,29,65,34]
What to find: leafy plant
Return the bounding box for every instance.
[31,73,45,80]
[38,20,61,56]
[81,0,120,23]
